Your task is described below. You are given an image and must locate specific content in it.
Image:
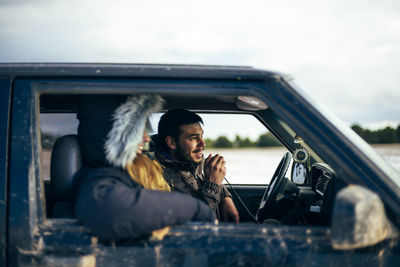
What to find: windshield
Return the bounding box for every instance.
[289,81,400,187]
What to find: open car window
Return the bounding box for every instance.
[40,111,289,185]
[195,113,289,185]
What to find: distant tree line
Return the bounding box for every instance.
[206,123,400,148]
[351,124,400,144]
[41,131,281,151]
[42,123,400,151]
[205,132,282,148]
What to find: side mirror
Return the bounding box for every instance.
[331,185,398,250]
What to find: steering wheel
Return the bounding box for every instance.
[255,152,292,223]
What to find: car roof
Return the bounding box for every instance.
[0,63,290,81]
[1,63,287,114]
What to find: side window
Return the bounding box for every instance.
[41,112,288,185]
[151,113,289,185]
[202,114,288,185]
[40,113,79,181]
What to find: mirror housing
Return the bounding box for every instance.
[236,96,268,111]
[331,185,398,250]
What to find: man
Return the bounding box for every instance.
[153,108,240,222]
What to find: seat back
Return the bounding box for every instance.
[50,134,82,217]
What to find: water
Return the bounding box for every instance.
[372,144,400,172]
[42,144,400,183]
[205,144,400,185]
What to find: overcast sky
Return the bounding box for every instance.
[1,0,399,137]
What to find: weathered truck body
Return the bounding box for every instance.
[1,63,399,266]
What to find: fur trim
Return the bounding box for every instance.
[105,95,164,168]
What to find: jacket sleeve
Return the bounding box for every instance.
[74,177,215,241]
[221,184,232,199]
[197,181,224,212]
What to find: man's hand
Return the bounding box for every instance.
[204,154,226,184]
[220,197,240,223]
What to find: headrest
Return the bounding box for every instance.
[50,134,82,201]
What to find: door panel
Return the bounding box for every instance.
[226,185,266,222]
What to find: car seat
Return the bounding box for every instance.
[50,134,82,218]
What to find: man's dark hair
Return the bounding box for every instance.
[158,108,203,148]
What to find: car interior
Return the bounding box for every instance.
[40,93,347,227]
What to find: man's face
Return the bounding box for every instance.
[174,122,205,164]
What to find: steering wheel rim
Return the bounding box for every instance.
[255,152,292,223]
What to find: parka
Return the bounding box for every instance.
[73,95,215,241]
[153,143,232,219]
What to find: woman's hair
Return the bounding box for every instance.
[126,154,170,191]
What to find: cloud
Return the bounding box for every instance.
[0,0,399,129]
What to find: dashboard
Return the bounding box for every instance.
[310,163,346,224]
[312,163,334,196]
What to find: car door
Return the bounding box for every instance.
[8,69,400,266]
[0,77,11,267]
[8,78,96,266]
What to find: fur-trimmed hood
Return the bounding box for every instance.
[105,95,163,168]
[77,95,163,169]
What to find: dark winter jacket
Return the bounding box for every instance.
[73,95,215,241]
[153,143,232,219]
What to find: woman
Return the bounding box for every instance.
[74,95,214,241]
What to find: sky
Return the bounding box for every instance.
[1,0,399,139]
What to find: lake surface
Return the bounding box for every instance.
[205,144,400,184]
[42,144,400,183]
